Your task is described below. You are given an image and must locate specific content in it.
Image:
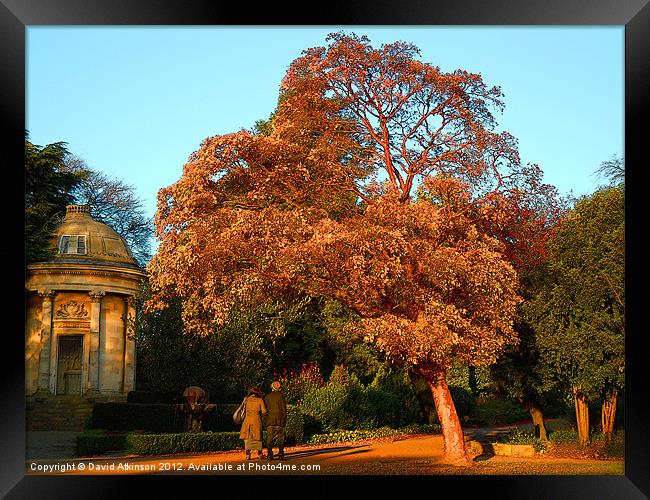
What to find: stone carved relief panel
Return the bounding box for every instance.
[55,301,89,319]
[53,300,90,330]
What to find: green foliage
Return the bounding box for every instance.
[300,366,364,431]
[306,424,440,445]
[126,432,242,455]
[91,403,183,433]
[76,430,129,456]
[448,386,476,420]
[489,318,557,414]
[134,282,275,403]
[548,428,580,444]
[264,298,333,373]
[127,391,181,404]
[447,362,496,397]
[202,405,239,433]
[284,405,314,444]
[499,428,547,452]
[604,430,624,457]
[368,366,423,425]
[319,299,385,385]
[298,365,422,432]
[68,164,154,267]
[276,361,326,405]
[25,136,89,263]
[467,396,529,426]
[135,292,404,410]
[525,186,625,402]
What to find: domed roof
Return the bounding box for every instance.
[47,205,140,268]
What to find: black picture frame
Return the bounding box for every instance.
[3,0,648,497]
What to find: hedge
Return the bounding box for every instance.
[91,403,184,433]
[76,423,442,457]
[126,391,181,404]
[125,432,242,455]
[467,397,529,426]
[202,404,239,433]
[80,405,314,455]
[299,370,419,432]
[92,402,240,434]
[548,428,579,444]
[76,431,129,456]
[77,431,242,456]
[306,424,440,445]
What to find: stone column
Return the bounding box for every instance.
[122,296,136,393]
[88,290,105,393]
[37,290,55,392]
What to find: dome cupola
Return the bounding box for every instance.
[48,204,139,268]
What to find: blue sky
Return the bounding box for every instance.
[27,26,624,221]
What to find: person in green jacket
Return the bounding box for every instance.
[263,380,287,461]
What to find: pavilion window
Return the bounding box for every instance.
[59,235,87,255]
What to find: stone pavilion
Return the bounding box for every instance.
[25,204,147,430]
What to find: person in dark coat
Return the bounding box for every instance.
[239,386,268,460]
[263,380,287,460]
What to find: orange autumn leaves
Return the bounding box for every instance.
[147,32,562,371]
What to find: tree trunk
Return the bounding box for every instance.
[419,367,472,465]
[573,387,590,446]
[601,391,618,441]
[526,402,548,441]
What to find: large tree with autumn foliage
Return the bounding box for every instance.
[148,33,563,464]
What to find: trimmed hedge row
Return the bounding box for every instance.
[306,424,440,445]
[76,422,442,457]
[91,403,184,433]
[91,403,245,433]
[76,431,129,456]
[125,432,242,455]
[77,431,242,456]
[127,391,181,404]
[90,401,313,444]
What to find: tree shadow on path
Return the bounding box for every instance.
[285,444,369,460]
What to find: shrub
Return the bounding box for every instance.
[203,404,240,433]
[306,423,441,445]
[548,428,579,444]
[82,414,93,431]
[468,396,528,426]
[448,386,475,419]
[125,432,241,456]
[91,403,184,433]
[363,387,403,428]
[76,430,128,456]
[300,366,368,431]
[276,362,325,405]
[604,430,624,457]
[499,428,547,453]
[301,381,356,431]
[367,367,423,427]
[204,404,314,445]
[284,407,304,445]
[127,391,180,404]
[285,363,429,432]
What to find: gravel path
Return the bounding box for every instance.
[25,422,624,476]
